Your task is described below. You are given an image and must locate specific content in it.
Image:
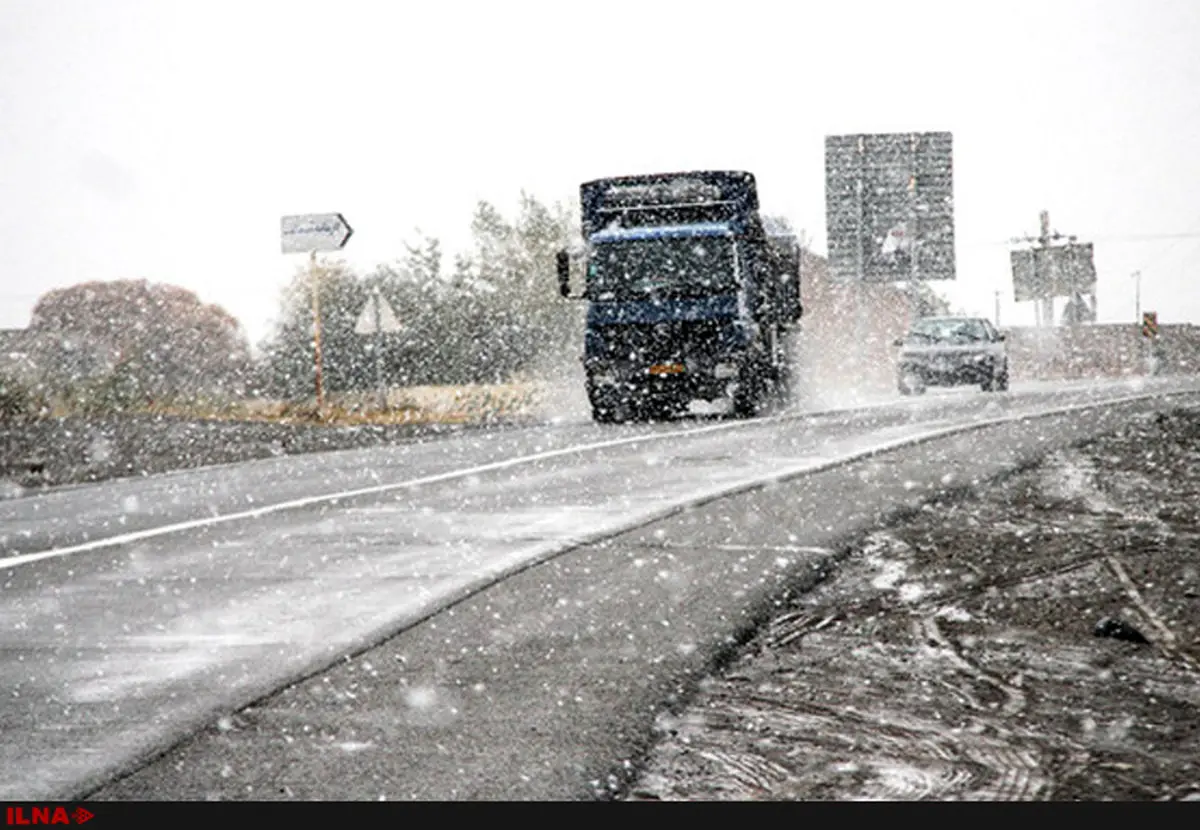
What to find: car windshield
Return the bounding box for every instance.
[906,318,990,343]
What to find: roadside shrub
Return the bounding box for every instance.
[0,373,48,422]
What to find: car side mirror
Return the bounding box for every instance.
[893,337,904,347]
[997,333,1006,341]
[556,250,571,298]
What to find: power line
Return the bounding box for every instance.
[962,231,1200,249]
[1090,232,1200,242]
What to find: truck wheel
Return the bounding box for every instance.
[733,374,762,417]
[642,396,682,421]
[769,363,794,411]
[588,389,626,424]
[591,404,618,424]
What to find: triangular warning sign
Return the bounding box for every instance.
[375,295,401,331]
[354,293,402,334]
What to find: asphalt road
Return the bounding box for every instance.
[2,377,1199,799]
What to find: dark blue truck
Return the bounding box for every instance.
[556,170,802,423]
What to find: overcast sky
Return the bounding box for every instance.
[3,0,1199,346]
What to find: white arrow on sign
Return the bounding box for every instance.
[354,292,402,335]
[281,212,353,254]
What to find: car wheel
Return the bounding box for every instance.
[898,372,925,396]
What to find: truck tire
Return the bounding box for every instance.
[770,361,794,411]
[588,385,625,424]
[733,360,766,418]
[591,404,618,424]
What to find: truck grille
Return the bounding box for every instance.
[591,319,727,363]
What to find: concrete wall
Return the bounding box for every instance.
[1004,323,1200,380]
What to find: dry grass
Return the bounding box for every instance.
[138,383,548,427]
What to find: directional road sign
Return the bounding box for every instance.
[281,213,354,254]
[825,131,956,283]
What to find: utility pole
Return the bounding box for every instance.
[995,289,1001,326]
[1132,270,1141,323]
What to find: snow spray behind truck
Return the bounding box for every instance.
[556,170,802,423]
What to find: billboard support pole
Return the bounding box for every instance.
[854,138,868,380]
[1038,210,1052,327]
[908,133,921,324]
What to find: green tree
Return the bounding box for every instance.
[260,190,582,394]
[259,259,370,398]
[455,192,581,382]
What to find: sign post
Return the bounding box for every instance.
[354,290,402,410]
[1142,310,1159,376]
[281,213,354,410]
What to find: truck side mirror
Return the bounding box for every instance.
[556,250,571,298]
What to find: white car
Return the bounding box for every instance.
[893,316,1009,395]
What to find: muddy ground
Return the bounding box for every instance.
[626,406,1200,801]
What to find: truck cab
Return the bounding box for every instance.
[557,171,801,423]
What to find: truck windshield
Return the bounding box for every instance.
[586,237,738,300]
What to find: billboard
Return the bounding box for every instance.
[825,132,956,282]
[1010,242,1096,302]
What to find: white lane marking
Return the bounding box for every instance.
[0,390,1191,572]
[0,413,796,570]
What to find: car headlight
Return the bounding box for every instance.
[591,373,616,385]
[713,362,738,379]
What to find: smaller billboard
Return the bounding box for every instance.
[1010,242,1096,302]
